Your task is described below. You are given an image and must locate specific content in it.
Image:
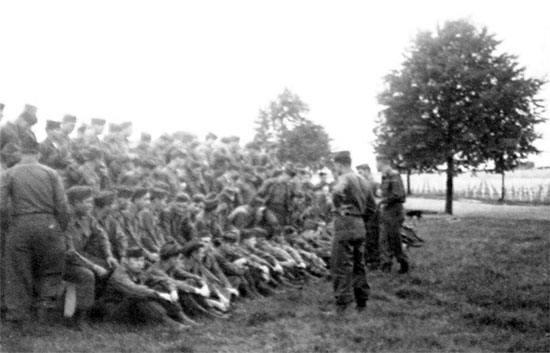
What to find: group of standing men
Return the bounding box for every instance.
[328,150,408,316]
[0,102,410,328]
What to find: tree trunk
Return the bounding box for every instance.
[445,157,454,214]
[499,171,506,202]
[406,169,412,195]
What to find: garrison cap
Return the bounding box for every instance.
[206,132,217,140]
[126,247,144,258]
[62,114,77,123]
[67,185,94,204]
[120,121,132,129]
[176,192,191,203]
[229,135,240,142]
[140,132,152,142]
[132,187,149,200]
[91,118,106,126]
[333,150,351,164]
[45,120,61,130]
[108,123,122,133]
[249,196,265,207]
[149,187,168,200]
[24,104,37,114]
[159,242,182,260]
[77,123,88,133]
[94,190,116,208]
[193,193,205,203]
[181,240,203,257]
[220,136,231,144]
[356,163,371,170]
[203,195,219,212]
[114,185,134,199]
[221,229,240,242]
[140,157,158,169]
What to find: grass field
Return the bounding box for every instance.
[1,214,549,352]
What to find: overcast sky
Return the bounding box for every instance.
[1,0,548,167]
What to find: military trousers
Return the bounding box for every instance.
[379,204,408,269]
[63,264,96,311]
[5,214,66,322]
[363,210,380,267]
[331,215,369,308]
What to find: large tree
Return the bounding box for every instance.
[254,88,331,168]
[375,19,545,214]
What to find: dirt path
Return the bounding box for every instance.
[404,197,550,220]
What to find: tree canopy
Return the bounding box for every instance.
[254,88,331,169]
[375,19,546,214]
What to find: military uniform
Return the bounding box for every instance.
[379,167,408,273]
[330,152,372,311]
[1,142,69,322]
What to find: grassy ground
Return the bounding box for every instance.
[1,216,549,352]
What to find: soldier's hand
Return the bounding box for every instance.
[94,265,109,278]
[170,290,179,302]
[157,292,172,301]
[106,256,118,269]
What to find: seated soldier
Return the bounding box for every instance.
[63,186,118,328]
[95,247,189,330]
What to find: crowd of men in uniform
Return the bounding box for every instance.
[0,103,409,331]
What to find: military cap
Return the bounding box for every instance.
[356,163,371,171]
[140,132,152,142]
[149,187,168,200]
[132,188,149,200]
[62,114,77,123]
[181,240,203,257]
[120,121,132,129]
[66,185,94,204]
[45,120,61,130]
[333,150,351,164]
[167,146,187,161]
[206,132,217,140]
[20,136,40,154]
[193,193,205,203]
[220,136,232,144]
[114,185,134,199]
[77,123,88,133]
[375,154,390,162]
[221,229,240,242]
[249,196,265,207]
[140,157,158,169]
[217,191,233,204]
[23,104,37,114]
[203,195,219,212]
[240,229,256,240]
[160,242,182,261]
[108,123,122,133]
[94,190,116,208]
[91,118,106,126]
[229,135,240,143]
[126,247,144,258]
[172,131,197,143]
[176,192,191,203]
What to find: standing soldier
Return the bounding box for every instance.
[357,163,380,270]
[329,151,373,315]
[1,136,69,325]
[376,155,409,274]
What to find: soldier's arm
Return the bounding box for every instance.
[109,266,160,299]
[50,169,70,231]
